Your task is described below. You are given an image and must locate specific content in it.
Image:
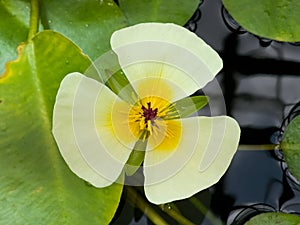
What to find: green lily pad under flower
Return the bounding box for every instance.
[0,30,122,225]
[281,115,300,182]
[222,0,300,42]
[245,212,300,225]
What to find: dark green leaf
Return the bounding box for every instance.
[119,0,200,25]
[222,0,300,42]
[40,0,128,59]
[0,0,30,74]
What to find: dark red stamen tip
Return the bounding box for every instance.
[142,102,158,123]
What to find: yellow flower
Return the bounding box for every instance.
[52,23,240,204]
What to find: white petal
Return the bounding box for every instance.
[110,23,222,101]
[52,73,111,187]
[52,72,133,187]
[143,116,240,204]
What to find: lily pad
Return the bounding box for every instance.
[245,212,300,225]
[119,0,200,25]
[0,31,122,224]
[40,0,128,59]
[281,115,300,182]
[222,0,300,42]
[0,0,30,74]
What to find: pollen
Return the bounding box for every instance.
[128,96,181,147]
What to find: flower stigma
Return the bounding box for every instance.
[128,95,181,147]
[141,102,158,132]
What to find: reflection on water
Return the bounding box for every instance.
[114,0,300,224]
[198,0,300,222]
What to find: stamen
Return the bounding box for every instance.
[128,96,175,139]
[142,102,158,123]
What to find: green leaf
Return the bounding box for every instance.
[0,30,122,224]
[222,0,300,42]
[40,0,128,59]
[119,0,200,25]
[281,115,300,182]
[0,0,30,74]
[170,95,209,119]
[245,212,300,225]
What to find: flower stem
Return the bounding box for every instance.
[160,204,195,225]
[238,144,276,151]
[126,186,168,225]
[28,0,39,41]
[189,197,207,215]
[189,197,224,225]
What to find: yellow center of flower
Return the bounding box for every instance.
[127,96,182,150]
[111,78,183,151]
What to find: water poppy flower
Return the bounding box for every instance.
[52,23,240,204]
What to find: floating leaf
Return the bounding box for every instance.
[119,0,200,25]
[245,212,300,225]
[281,115,300,182]
[0,0,30,74]
[0,31,122,224]
[222,0,300,42]
[40,0,128,59]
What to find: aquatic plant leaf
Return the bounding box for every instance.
[41,0,128,59]
[245,212,300,225]
[222,0,300,42]
[281,115,300,182]
[0,0,30,74]
[0,31,122,225]
[119,0,200,25]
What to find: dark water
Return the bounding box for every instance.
[113,0,300,224]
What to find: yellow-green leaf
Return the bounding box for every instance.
[0,30,122,224]
[245,212,300,225]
